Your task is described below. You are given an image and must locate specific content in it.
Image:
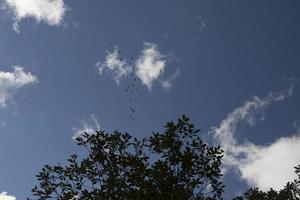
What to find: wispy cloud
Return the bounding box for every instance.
[2,0,66,33]
[97,46,132,84]
[196,15,206,32]
[210,86,300,191]
[0,192,16,200]
[96,42,176,90]
[0,66,37,107]
[160,68,180,90]
[72,114,100,139]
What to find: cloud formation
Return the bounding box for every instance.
[0,66,37,107]
[210,86,300,191]
[239,135,300,191]
[3,0,66,33]
[97,42,176,90]
[97,47,132,84]
[0,192,16,200]
[135,43,166,89]
[72,114,100,139]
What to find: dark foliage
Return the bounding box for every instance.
[28,115,224,200]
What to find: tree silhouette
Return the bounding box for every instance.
[28,115,224,200]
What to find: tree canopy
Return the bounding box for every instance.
[28,115,300,200]
[29,115,224,200]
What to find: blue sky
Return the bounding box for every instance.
[0,0,300,199]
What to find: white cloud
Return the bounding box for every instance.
[72,114,100,139]
[3,0,66,32]
[210,86,300,191]
[0,66,37,107]
[97,42,173,90]
[97,46,132,84]
[239,135,300,191]
[135,43,166,90]
[0,192,16,200]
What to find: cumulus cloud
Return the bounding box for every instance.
[210,86,300,191]
[72,114,100,139]
[239,135,300,191]
[97,42,174,90]
[96,46,132,84]
[0,66,37,107]
[3,0,66,33]
[0,192,16,200]
[135,43,166,90]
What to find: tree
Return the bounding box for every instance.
[233,165,300,200]
[28,115,224,200]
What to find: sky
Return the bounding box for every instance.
[0,0,300,199]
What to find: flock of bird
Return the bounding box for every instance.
[127,69,139,121]
[108,43,139,121]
